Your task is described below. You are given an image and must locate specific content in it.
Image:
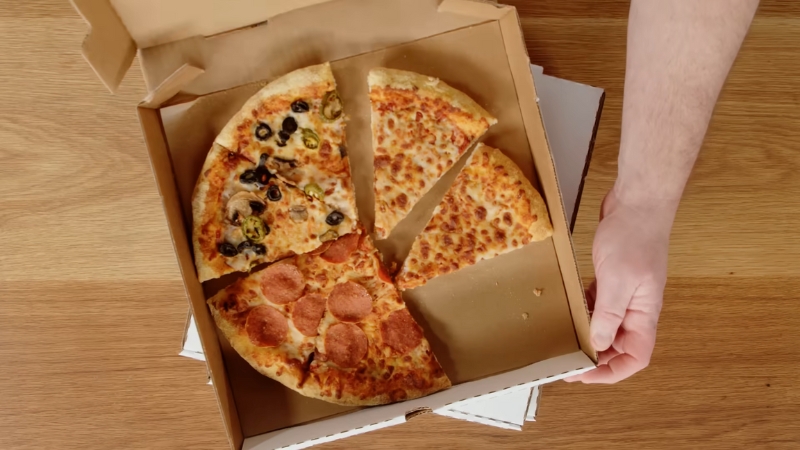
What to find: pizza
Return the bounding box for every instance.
[207,231,451,405]
[369,68,497,239]
[193,63,358,281]
[396,144,553,290]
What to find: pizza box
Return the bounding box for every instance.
[177,62,604,432]
[72,1,598,448]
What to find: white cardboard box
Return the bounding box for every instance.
[179,63,604,435]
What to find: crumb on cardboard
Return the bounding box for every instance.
[522,312,529,320]
[533,288,543,297]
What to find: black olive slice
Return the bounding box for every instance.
[339,146,347,158]
[253,244,267,255]
[326,211,345,226]
[267,185,282,202]
[254,122,273,141]
[249,201,266,214]
[240,170,258,184]
[218,242,238,257]
[237,241,253,253]
[282,117,298,134]
[291,100,310,113]
[255,167,273,185]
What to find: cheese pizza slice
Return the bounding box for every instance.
[207,232,451,405]
[369,68,497,239]
[396,144,553,290]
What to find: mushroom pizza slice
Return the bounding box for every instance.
[192,63,358,282]
[192,143,356,282]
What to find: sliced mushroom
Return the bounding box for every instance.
[226,191,266,225]
[289,205,309,223]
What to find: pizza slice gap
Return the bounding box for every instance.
[207,232,451,406]
[396,144,554,290]
[369,67,497,240]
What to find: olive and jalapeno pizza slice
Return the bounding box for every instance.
[214,62,357,222]
[207,232,451,405]
[368,68,497,239]
[193,63,359,281]
[192,143,356,282]
[396,144,553,290]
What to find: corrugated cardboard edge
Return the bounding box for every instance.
[525,385,542,422]
[495,8,596,362]
[70,0,137,93]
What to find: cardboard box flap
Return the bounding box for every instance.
[70,0,136,93]
[142,64,205,108]
[136,0,501,98]
[109,0,334,49]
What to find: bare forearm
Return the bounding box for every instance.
[617,0,758,213]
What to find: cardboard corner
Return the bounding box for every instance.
[70,0,136,93]
[141,64,205,108]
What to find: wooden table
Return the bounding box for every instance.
[1,1,799,448]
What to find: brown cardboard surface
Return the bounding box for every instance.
[137,0,490,97]
[70,0,136,93]
[158,19,580,439]
[110,0,333,49]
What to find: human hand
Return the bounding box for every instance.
[566,186,673,383]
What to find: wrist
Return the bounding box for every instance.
[605,181,679,235]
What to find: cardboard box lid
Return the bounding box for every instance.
[71,0,506,95]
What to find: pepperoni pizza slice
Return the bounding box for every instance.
[207,232,451,405]
[396,144,553,290]
[369,68,497,239]
[193,63,358,282]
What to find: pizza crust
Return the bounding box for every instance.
[191,143,230,282]
[368,67,497,131]
[216,63,336,151]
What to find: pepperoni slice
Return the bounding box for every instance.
[381,309,423,354]
[245,305,288,348]
[259,263,305,305]
[325,323,368,368]
[320,233,360,263]
[291,293,327,337]
[327,281,372,322]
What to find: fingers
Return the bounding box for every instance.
[571,353,646,384]
[590,270,637,351]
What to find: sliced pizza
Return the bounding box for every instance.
[192,143,356,282]
[369,68,497,239]
[215,62,357,221]
[396,144,553,290]
[193,63,359,281]
[207,232,451,405]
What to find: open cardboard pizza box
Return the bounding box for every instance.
[179,63,605,433]
[72,0,598,448]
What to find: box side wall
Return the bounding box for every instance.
[497,11,594,360]
[244,351,593,450]
[137,107,243,449]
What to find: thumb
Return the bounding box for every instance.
[590,272,636,351]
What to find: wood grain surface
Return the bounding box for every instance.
[1,1,799,449]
